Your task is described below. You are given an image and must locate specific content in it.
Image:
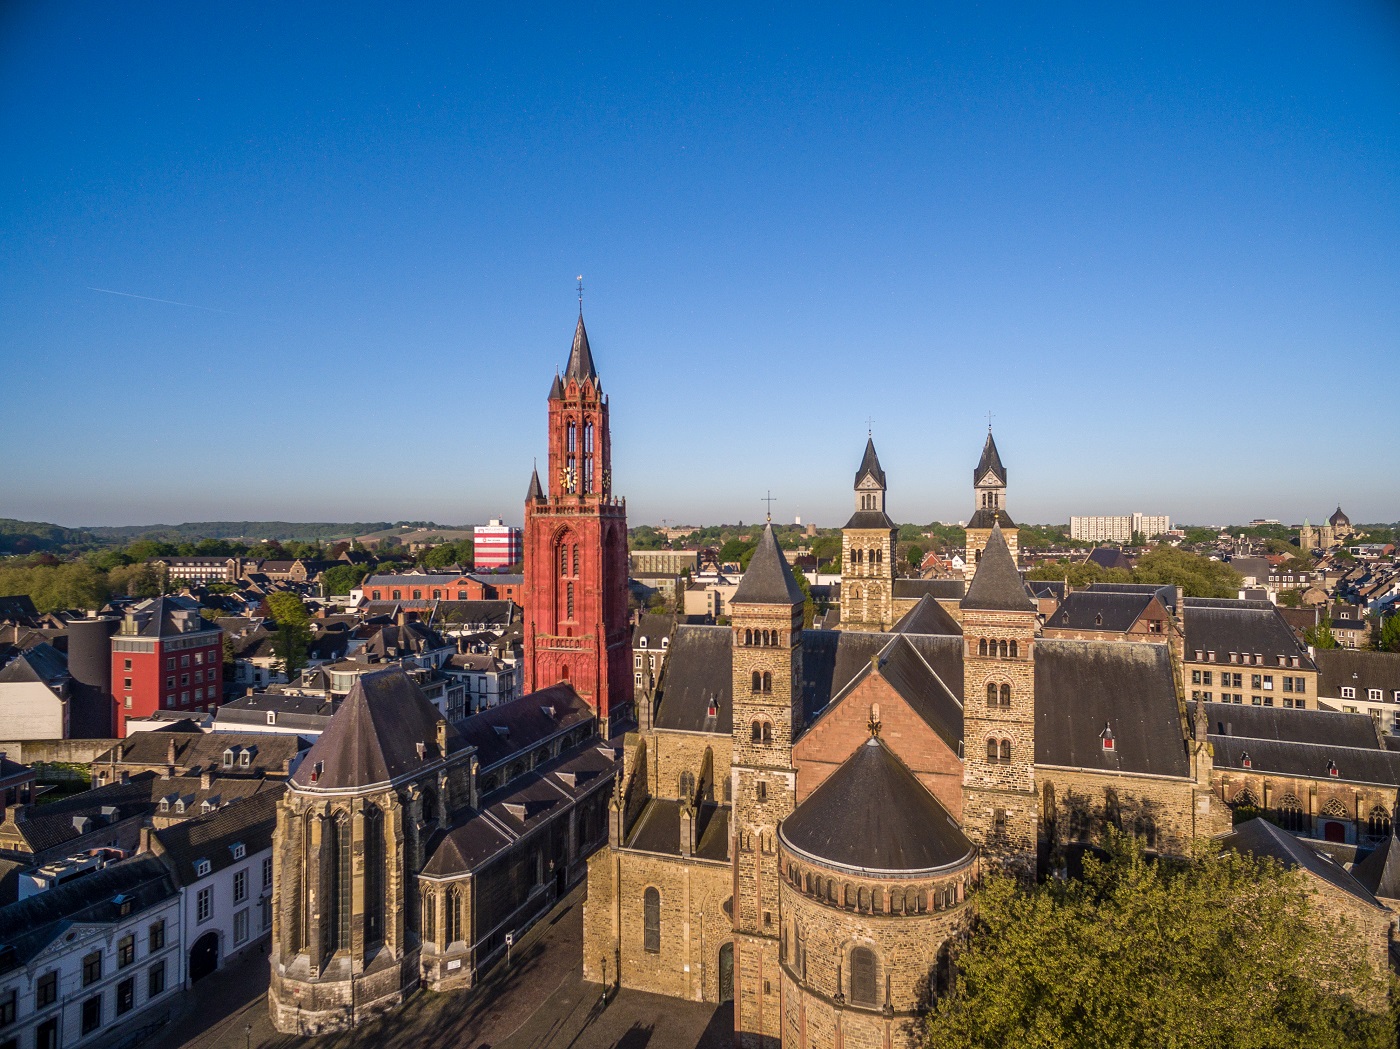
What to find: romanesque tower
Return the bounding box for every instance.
[959,523,1039,878]
[729,523,806,1049]
[841,436,898,631]
[964,429,1018,582]
[522,311,633,731]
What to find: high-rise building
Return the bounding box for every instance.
[472,519,522,569]
[109,598,222,737]
[521,312,632,730]
[1069,514,1172,543]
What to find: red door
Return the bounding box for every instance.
[1323,821,1347,843]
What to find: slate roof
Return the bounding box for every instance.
[0,855,177,968]
[1028,580,1067,601]
[1353,831,1400,900]
[452,683,592,770]
[892,578,965,601]
[1330,506,1350,528]
[654,626,732,734]
[1197,701,1383,751]
[215,691,336,730]
[548,372,564,400]
[1208,736,1400,787]
[1085,582,1178,612]
[633,614,675,649]
[0,596,39,622]
[731,525,805,607]
[842,510,898,530]
[962,525,1034,612]
[626,800,729,862]
[781,737,972,873]
[1315,649,1400,700]
[1183,600,1313,667]
[153,787,282,886]
[966,507,1016,530]
[565,314,598,383]
[1033,641,1190,777]
[891,594,962,637]
[527,467,546,503]
[292,668,466,790]
[1220,818,1382,909]
[803,630,965,727]
[974,431,1006,485]
[1045,591,1159,633]
[124,597,216,639]
[853,437,886,488]
[1086,547,1133,572]
[0,642,68,685]
[94,731,306,775]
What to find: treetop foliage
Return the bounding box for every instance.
[1028,548,1242,598]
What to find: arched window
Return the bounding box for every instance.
[447,887,463,943]
[1369,806,1392,839]
[986,683,998,706]
[751,722,763,743]
[1321,798,1348,819]
[999,684,1012,706]
[858,887,869,912]
[680,771,695,799]
[1009,640,1018,658]
[559,543,567,575]
[762,672,772,693]
[986,739,999,762]
[566,581,575,619]
[1134,815,1158,849]
[422,891,436,943]
[1278,794,1306,833]
[643,888,661,953]
[745,629,753,645]
[364,805,385,945]
[999,739,1012,763]
[752,671,762,693]
[875,548,882,564]
[762,723,773,745]
[850,947,877,1004]
[999,640,1008,658]
[326,812,351,954]
[978,638,988,656]
[1233,787,1259,809]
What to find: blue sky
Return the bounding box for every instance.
[2,4,1397,529]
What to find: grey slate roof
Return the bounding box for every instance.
[842,510,897,530]
[0,642,68,685]
[1220,817,1382,909]
[853,437,886,488]
[452,683,592,770]
[966,507,1015,530]
[974,431,1006,485]
[292,668,465,790]
[1034,640,1190,777]
[1197,701,1382,751]
[1085,582,1178,612]
[627,800,729,862]
[892,578,965,601]
[654,626,732,734]
[633,613,675,649]
[1086,547,1133,572]
[1183,600,1313,667]
[962,525,1034,613]
[1353,832,1400,900]
[94,731,305,775]
[548,372,564,400]
[1208,735,1400,787]
[802,630,965,728]
[1045,591,1159,633]
[1314,649,1400,700]
[0,596,39,622]
[564,314,598,383]
[731,525,805,607]
[891,594,962,637]
[781,737,972,873]
[527,467,546,503]
[153,788,282,886]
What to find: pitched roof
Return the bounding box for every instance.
[1198,700,1383,751]
[781,736,972,873]
[1045,591,1160,633]
[974,430,1006,485]
[1220,818,1382,909]
[892,578,965,601]
[626,799,730,862]
[527,467,546,503]
[962,525,1034,612]
[1034,641,1190,777]
[153,788,283,886]
[1353,831,1400,900]
[548,372,564,400]
[1183,600,1313,667]
[967,507,1016,530]
[654,626,732,733]
[731,525,805,606]
[452,683,592,770]
[94,731,305,775]
[291,668,464,790]
[842,510,897,530]
[0,642,68,685]
[564,314,597,383]
[1314,649,1400,699]
[1086,547,1133,572]
[891,594,962,637]
[853,437,886,488]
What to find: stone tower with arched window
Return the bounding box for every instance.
[959,523,1039,877]
[841,437,898,631]
[268,669,474,1033]
[964,429,1019,582]
[729,523,807,1049]
[522,310,633,732]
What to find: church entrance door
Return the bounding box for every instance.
[1323,821,1347,843]
[718,942,733,1003]
[190,931,219,982]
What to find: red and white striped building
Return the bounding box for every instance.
[473,519,523,569]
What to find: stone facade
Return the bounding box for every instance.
[840,528,896,632]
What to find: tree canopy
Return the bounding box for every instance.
[924,838,1393,1049]
[265,592,312,676]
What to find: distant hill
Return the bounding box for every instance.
[82,521,396,543]
[0,518,100,555]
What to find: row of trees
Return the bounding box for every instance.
[1027,548,1243,598]
[1306,616,1400,654]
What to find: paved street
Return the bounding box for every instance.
[148,888,727,1049]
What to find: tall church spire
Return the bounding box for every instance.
[975,430,1007,486]
[854,436,886,489]
[565,314,598,384]
[963,523,1032,612]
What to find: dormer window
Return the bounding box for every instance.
[1094,614,1103,626]
[240,751,251,768]
[1327,760,1338,778]
[661,638,669,649]
[159,798,170,812]
[639,638,647,649]
[231,843,245,860]
[1241,751,1251,769]
[1100,725,1115,751]
[310,761,323,784]
[223,749,235,768]
[195,859,211,877]
[266,711,277,725]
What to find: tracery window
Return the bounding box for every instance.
[643,888,661,953]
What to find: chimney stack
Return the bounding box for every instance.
[200,770,213,790]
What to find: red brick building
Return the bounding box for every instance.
[362,573,521,604]
[110,597,223,737]
[522,312,632,730]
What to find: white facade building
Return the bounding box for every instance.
[1070,513,1172,543]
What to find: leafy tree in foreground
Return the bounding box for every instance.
[1379,614,1400,654]
[925,838,1393,1049]
[265,592,312,676]
[1305,621,1338,650]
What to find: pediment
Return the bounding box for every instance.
[976,471,1003,489]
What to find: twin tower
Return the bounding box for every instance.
[840,430,1019,631]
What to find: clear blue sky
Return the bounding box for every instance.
[2,3,1397,530]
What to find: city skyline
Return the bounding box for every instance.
[2,4,1398,527]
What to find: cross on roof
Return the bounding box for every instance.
[865,415,874,437]
[576,275,584,314]
[986,410,995,432]
[762,491,777,523]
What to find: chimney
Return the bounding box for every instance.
[139,825,152,853]
[436,720,448,756]
[200,770,213,790]
[679,805,695,857]
[166,737,177,766]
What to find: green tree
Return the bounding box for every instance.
[265,592,312,676]
[1277,588,1303,608]
[321,563,369,596]
[1131,547,1242,598]
[906,544,925,569]
[1378,614,1400,654]
[107,562,165,599]
[1304,621,1338,649]
[924,837,1392,1049]
[0,563,111,613]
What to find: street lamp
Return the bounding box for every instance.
[244,1023,253,1049]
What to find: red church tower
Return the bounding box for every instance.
[522,310,632,731]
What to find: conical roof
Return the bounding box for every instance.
[732,524,806,606]
[974,430,1006,485]
[291,668,462,791]
[963,524,1034,612]
[780,736,972,872]
[854,436,886,489]
[548,372,564,400]
[564,315,597,383]
[1354,830,1400,900]
[526,467,546,503]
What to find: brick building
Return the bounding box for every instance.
[522,312,632,731]
[109,598,223,738]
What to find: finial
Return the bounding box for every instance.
[867,707,882,738]
[865,415,874,437]
[577,274,584,315]
[986,409,994,433]
[762,491,776,523]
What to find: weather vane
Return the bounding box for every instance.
[762,491,777,523]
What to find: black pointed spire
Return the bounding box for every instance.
[854,436,886,489]
[974,430,1006,486]
[548,371,563,400]
[732,523,806,606]
[526,465,545,504]
[963,523,1033,612]
[564,314,598,384]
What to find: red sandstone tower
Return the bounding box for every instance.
[522,311,632,731]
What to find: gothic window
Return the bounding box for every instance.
[325,813,351,955]
[572,545,579,576]
[643,888,661,953]
[999,684,1012,706]
[1232,787,1259,809]
[1321,798,1348,819]
[680,771,695,799]
[978,638,988,656]
[986,683,997,706]
[1278,794,1306,833]
[364,805,385,945]
[1369,806,1391,839]
[447,888,463,943]
[752,671,762,693]
[1134,815,1158,849]
[422,892,436,942]
[567,582,575,619]
[999,739,1012,763]
[849,946,878,1005]
[762,672,772,693]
